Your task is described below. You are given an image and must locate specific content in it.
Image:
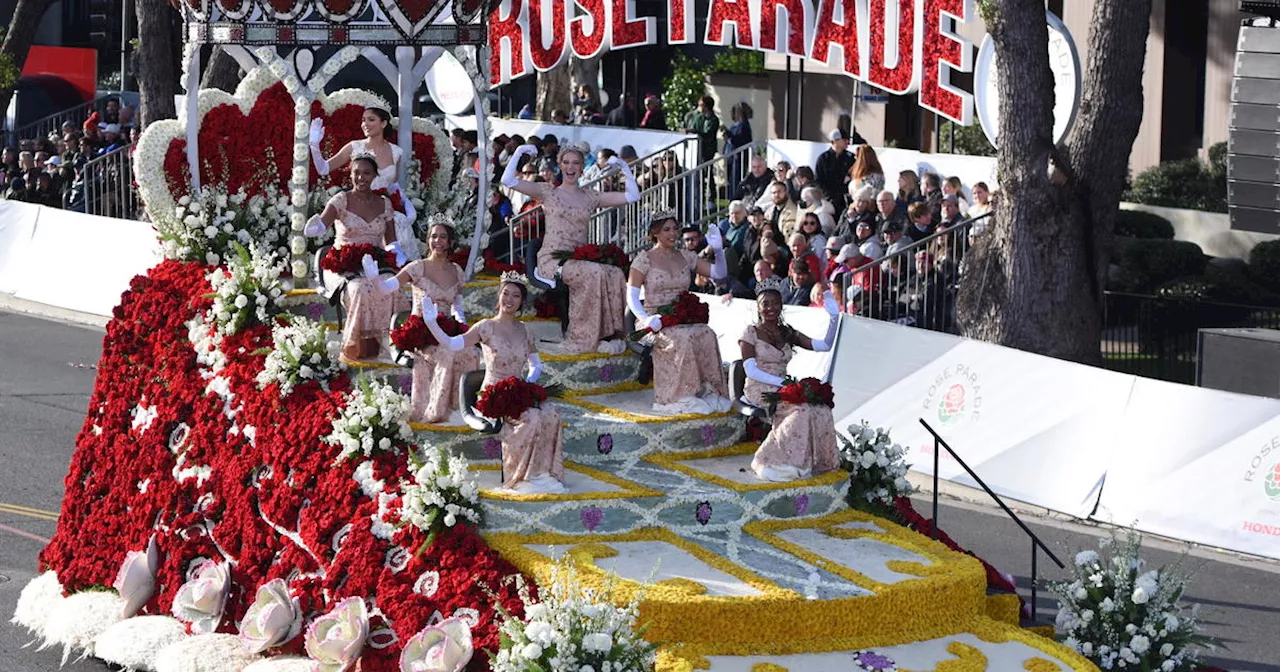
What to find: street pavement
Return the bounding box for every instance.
[0,309,1276,671]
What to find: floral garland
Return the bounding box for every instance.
[398,444,484,546]
[390,314,469,352]
[763,377,834,408]
[256,317,344,396]
[1050,530,1214,671]
[838,421,913,507]
[325,378,415,461]
[36,259,528,669]
[475,377,549,422]
[492,563,657,672]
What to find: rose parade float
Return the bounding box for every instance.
[8,1,1106,669]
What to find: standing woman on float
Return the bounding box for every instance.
[363,219,479,424]
[500,141,642,354]
[628,212,733,414]
[304,156,401,362]
[420,274,566,494]
[740,279,842,482]
[309,107,420,260]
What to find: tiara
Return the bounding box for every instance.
[499,270,529,287]
[352,150,377,163]
[755,276,787,296]
[428,212,451,228]
[649,209,678,225]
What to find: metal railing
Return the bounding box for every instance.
[839,214,989,333]
[1102,292,1280,384]
[80,143,139,219]
[919,418,1065,622]
[11,97,113,145]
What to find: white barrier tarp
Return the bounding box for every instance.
[0,201,161,317]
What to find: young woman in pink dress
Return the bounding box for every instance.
[741,278,842,481]
[362,221,479,424]
[420,275,566,494]
[627,213,732,414]
[499,142,641,354]
[304,156,402,362]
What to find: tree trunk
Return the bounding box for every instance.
[570,54,601,107]
[134,0,179,127]
[0,0,57,129]
[201,47,243,93]
[955,0,1152,365]
[535,60,571,121]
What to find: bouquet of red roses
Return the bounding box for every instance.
[552,243,630,273]
[390,314,468,352]
[474,376,556,421]
[764,377,835,408]
[629,291,710,340]
[371,187,406,214]
[319,244,398,276]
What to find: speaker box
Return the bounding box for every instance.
[1230,23,1280,233]
[1197,327,1280,397]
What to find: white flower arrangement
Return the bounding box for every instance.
[324,378,413,461]
[204,243,285,335]
[491,563,656,672]
[256,317,344,395]
[398,444,482,542]
[1050,530,1214,672]
[838,421,914,508]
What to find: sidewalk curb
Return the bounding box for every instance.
[0,295,109,330]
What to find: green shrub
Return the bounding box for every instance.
[661,53,708,132]
[1249,239,1280,293]
[1115,209,1174,240]
[1207,141,1228,178]
[1124,154,1227,213]
[1111,238,1208,293]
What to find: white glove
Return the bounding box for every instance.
[525,353,542,383]
[608,154,641,203]
[386,241,407,267]
[513,144,538,160]
[606,155,629,171]
[822,289,839,316]
[704,224,724,251]
[361,254,379,279]
[309,118,325,146]
[420,296,438,321]
[643,314,664,332]
[304,215,326,237]
[744,357,785,387]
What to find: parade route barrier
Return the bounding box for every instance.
[0,201,161,317]
[828,315,1280,561]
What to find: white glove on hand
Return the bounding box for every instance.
[420,296,439,321]
[823,290,839,316]
[606,156,628,170]
[643,315,664,332]
[386,241,407,267]
[704,225,724,251]
[361,254,379,279]
[304,215,326,237]
[513,144,538,160]
[309,118,325,146]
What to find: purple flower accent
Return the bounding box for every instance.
[596,433,613,454]
[482,438,501,459]
[700,424,716,447]
[580,506,604,531]
[398,375,413,393]
[852,651,896,672]
[694,501,712,525]
[598,364,615,383]
[306,302,326,321]
[794,494,810,516]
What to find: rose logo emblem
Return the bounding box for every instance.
[1265,462,1280,502]
[937,383,967,424]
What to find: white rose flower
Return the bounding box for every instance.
[1131,586,1151,604]
[292,191,307,208]
[1074,550,1099,567]
[235,294,249,308]
[519,642,543,660]
[305,597,368,672]
[186,214,200,226]
[399,617,473,672]
[582,633,612,653]
[238,578,302,653]
[113,536,159,618]
[299,365,314,379]
[207,252,221,266]
[443,512,457,527]
[171,559,231,633]
[204,225,219,238]
[179,195,191,206]
[1129,635,1151,655]
[292,260,310,278]
[1159,643,1173,656]
[216,194,228,208]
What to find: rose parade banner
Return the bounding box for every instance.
[488,0,978,124]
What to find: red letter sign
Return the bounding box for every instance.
[611,0,656,48]
[488,0,526,85]
[760,0,810,56]
[704,0,754,48]
[571,0,611,58]
[867,0,917,94]
[668,0,693,44]
[811,0,863,77]
[528,0,568,71]
[919,0,972,123]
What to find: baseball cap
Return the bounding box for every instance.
[828,129,845,141]
[748,206,764,216]
[942,194,959,204]
[836,243,861,264]
[620,145,638,160]
[882,221,905,234]
[825,236,845,251]
[44,156,62,166]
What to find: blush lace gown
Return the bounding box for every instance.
[474,319,566,493]
[322,192,401,361]
[402,260,479,424]
[631,249,730,415]
[352,139,419,261]
[535,187,626,354]
[740,325,839,482]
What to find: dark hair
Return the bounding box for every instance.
[698,95,715,110]
[364,107,393,140]
[648,215,677,242]
[351,155,379,172]
[790,258,810,275]
[907,202,931,220]
[794,166,815,181]
[501,281,528,311]
[731,101,754,122]
[428,221,457,252]
[450,128,466,139]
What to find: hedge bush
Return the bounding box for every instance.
[1123,143,1227,213]
[1111,238,1208,294]
[1114,209,1174,240]
[1249,239,1280,293]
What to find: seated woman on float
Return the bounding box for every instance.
[419,272,566,494]
[303,155,407,362]
[741,277,841,482]
[628,212,733,415]
[499,141,641,355]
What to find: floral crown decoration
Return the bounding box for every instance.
[499,270,529,288]
[755,276,788,297]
